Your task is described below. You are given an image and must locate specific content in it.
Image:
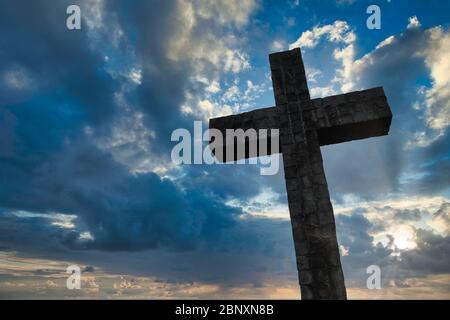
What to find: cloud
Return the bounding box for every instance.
[271,40,286,52]
[418,26,450,135]
[195,0,259,27]
[407,16,421,30]
[2,194,449,298]
[2,67,33,90]
[289,20,356,49]
[1,143,242,251]
[287,19,450,200]
[335,197,450,289]
[0,0,258,254]
[336,0,356,6]
[429,202,450,235]
[331,20,450,148]
[289,21,357,94]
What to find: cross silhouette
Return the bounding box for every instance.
[209,48,392,299]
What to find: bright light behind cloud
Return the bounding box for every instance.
[392,226,417,250]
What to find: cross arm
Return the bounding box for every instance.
[209,106,278,132]
[209,87,392,160]
[311,87,393,146]
[209,107,279,162]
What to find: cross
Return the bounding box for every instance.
[209,48,392,300]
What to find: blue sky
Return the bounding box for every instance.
[0,0,449,299]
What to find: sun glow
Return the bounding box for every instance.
[392,226,417,250]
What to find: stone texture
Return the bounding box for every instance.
[209,48,393,300]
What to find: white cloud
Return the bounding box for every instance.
[206,80,221,94]
[297,19,450,147]
[168,0,252,75]
[223,48,251,73]
[406,130,444,149]
[92,88,172,175]
[128,68,142,85]
[194,76,222,94]
[82,0,125,47]
[271,40,286,52]
[335,195,449,246]
[196,0,258,27]
[405,26,450,147]
[79,231,95,241]
[420,27,450,132]
[375,35,396,49]
[82,0,105,29]
[407,16,421,29]
[289,20,356,49]
[309,86,337,98]
[339,245,349,257]
[244,79,268,102]
[289,21,356,93]
[198,99,233,119]
[227,187,289,220]
[305,68,322,83]
[182,97,234,121]
[168,0,257,120]
[3,67,32,90]
[222,85,241,102]
[333,43,356,92]
[429,203,450,235]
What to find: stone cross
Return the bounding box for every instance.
[209,48,392,299]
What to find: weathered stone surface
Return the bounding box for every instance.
[210,89,392,160]
[209,47,393,300]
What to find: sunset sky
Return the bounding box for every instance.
[0,0,449,299]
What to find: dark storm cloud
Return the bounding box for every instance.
[83,266,95,272]
[400,229,450,276]
[181,163,274,201]
[392,208,422,221]
[0,210,77,254]
[404,131,450,195]
[1,142,239,251]
[336,213,393,286]
[134,217,296,285]
[0,0,117,123]
[0,0,122,208]
[0,0,243,253]
[109,0,194,154]
[410,156,450,194]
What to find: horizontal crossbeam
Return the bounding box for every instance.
[312,87,392,145]
[209,107,279,161]
[209,87,392,161]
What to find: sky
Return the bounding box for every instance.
[0,0,449,299]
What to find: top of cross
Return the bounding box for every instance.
[210,48,392,161]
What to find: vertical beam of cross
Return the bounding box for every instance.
[209,47,392,299]
[270,49,347,299]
